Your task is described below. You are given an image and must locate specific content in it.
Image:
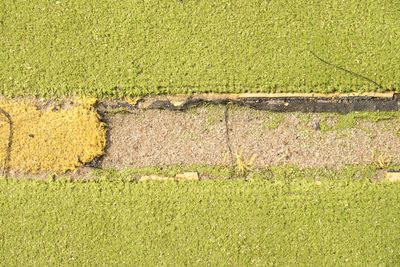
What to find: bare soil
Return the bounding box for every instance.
[100,105,400,169]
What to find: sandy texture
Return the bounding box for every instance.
[103,108,228,167]
[101,106,400,169]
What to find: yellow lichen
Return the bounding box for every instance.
[75,97,98,108]
[0,99,106,173]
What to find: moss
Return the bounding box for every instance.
[206,115,217,126]
[319,111,400,132]
[91,164,379,182]
[194,104,224,132]
[106,107,131,115]
[1,1,399,97]
[264,112,285,130]
[297,113,312,124]
[0,99,106,173]
[92,164,232,181]
[1,176,399,265]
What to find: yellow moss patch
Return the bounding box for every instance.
[0,100,106,173]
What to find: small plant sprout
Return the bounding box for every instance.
[234,150,257,177]
[371,149,393,169]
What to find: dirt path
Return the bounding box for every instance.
[100,105,400,169]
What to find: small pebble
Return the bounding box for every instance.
[311,120,320,131]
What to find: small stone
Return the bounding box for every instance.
[139,175,175,182]
[168,96,189,107]
[385,171,400,182]
[170,100,186,107]
[311,120,320,131]
[175,172,199,181]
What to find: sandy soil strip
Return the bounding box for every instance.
[100,105,400,169]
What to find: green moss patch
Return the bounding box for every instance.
[0,176,399,265]
[319,111,400,132]
[90,164,379,182]
[0,1,399,97]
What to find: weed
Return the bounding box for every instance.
[372,149,393,169]
[234,150,256,177]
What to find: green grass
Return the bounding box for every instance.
[0,1,399,97]
[1,177,400,266]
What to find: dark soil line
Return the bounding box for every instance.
[85,103,110,169]
[0,107,13,177]
[98,94,400,114]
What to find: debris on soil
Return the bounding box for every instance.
[175,172,199,181]
[138,172,199,182]
[311,120,321,131]
[139,175,175,182]
[385,171,400,182]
